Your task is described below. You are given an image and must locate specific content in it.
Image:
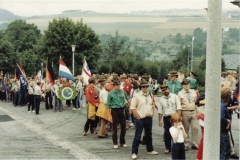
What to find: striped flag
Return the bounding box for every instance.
[81,58,91,84]
[46,59,56,85]
[59,59,75,82]
[16,63,28,94]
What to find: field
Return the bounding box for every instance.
[24,11,240,42]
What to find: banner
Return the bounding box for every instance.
[81,58,91,84]
[57,86,77,100]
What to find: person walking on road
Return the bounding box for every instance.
[107,77,128,149]
[158,84,182,154]
[130,79,158,160]
[177,78,199,151]
[34,82,42,115]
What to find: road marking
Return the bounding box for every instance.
[0,106,100,160]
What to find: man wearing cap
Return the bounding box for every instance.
[158,84,182,154]
[178,78,199,151]
[166,70,182,95]
[130,79,158,159]
[107,78,128,149]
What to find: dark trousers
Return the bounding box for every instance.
[111,108,126,145]
[45,92,53,109]
[28,95,34,111]
[220,133,230,160]
[171,143,185,160]
[1,91,6,101]
[84,119,95,133]
[34,95,41,114]
[132,117,153,154]
[14,91,20,106]
[164,116,172,151]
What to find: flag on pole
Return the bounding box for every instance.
[1,77,6,90]
[59,58,75,82]
[14,69,18,80]
[16,63,28,94]
[46,59,56,85]
[81,58,91,84]
[19,63,26,77]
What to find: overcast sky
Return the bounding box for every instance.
[0,0,238,16]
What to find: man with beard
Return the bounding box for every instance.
[158,84,182,154]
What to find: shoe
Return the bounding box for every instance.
[98,135,108,138]
[191,145,198,150]
[126,126,129,130]
[83,105,86,107]
[230,154,239,159]
[83,131,87,136]
[113,145,119,149]
[147,151,158,155]
[130,126,136,129]
[164,150,170,154]
[78,108,81,111]
[129,123,134,126]
[28,111,30,113]
[185,146,189,151]
[72,108,77,111]
[120,144,128,147]
[32,110,35,113]
[132,153,137,160]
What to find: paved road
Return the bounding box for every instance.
[0,98,239,160]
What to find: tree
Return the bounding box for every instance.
[101,31,130,61]
[42,18,101,75]
[0,39,18,74]
[175,33,182,44]
[5,20,41,52]
[110,57,128,74]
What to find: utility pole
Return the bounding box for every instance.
[203,0,222,159]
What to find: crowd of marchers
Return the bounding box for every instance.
[0,70,239,160]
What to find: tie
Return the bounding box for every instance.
[187,92,191,103]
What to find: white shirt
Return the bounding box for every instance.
[158,93,182,116]
[100,88,109,104]
[34,85,42,95]
[28,86,34,95]
[169,126,184,143]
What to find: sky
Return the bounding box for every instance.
[0,0,238,16]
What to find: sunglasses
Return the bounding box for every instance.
[162,89,168,91]
[182,83,189,85]
[142,86,149,88]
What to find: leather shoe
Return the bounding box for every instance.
[230,154,239,159]
[164,150,170,154]
[191,145,198,150]
[98,135,108,138]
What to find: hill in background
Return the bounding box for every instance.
[0,8,21,21]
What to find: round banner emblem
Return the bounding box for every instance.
[61,87,73,99]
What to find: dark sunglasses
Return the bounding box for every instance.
[142,86,149,88]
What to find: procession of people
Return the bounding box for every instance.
[0,69,239,160]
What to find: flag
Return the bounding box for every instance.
[59,59,75,82]
[0,71,3,79]
[16,63,28,94]
[81,58,91,84]
[36,70,42,82]
[19,63,26,77]
[46,59,56,85]
[57,86,77,100]
[14,69,18,80]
